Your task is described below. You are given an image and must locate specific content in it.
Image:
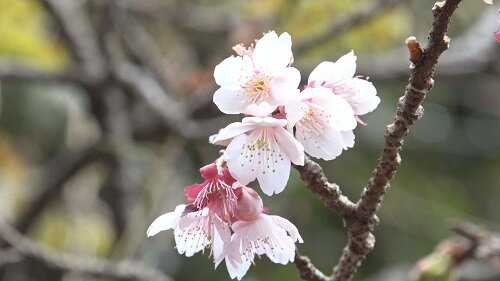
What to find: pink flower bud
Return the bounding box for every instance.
[494,31,500,42]
[233,184,263,222]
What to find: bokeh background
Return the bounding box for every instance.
[0,0,499,280]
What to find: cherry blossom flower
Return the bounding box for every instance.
[147,205,231,260]
[211,116,304,196]
[285,87,357,160]
[213,31,301,117]
[308,51,380,120]
[495,30,500,42]
[219,186,303,280]
[184,162,237,222]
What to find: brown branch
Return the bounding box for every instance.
[40,0,105,78]
[293,156,356,217]
[293,1,463,281]
[294,251,329,281]
[0,61,83,84]
[0,220,173,281]
[14,143,106,234]
[294,0,406,55]
[451,220,500,264]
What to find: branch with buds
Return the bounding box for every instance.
[293,1,463,280]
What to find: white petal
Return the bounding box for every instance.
[213,87,249,115]
[308,61,336,86]
[270,67,301,102]
[242,99,282,117]
[224,134,260,185]
[273,126,304,165]
[270,215,304,243]
[256,150,290,195]
[242,116,287,127]
[340,130,355,149]
[310,90,357,131]
[174,213,210,257]
[214,56,250,88]
[146,204,185,237]
[334,50,357,79]
[284,99,307,131]
[212,121,255,143]
[212,217,231,268]
[334,78,380,116]
[296,125,343,160]
[225,255,251,280]
[253,32,293,75]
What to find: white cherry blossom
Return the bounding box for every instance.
[213,31,301,117]
[224,214,303,280]
[285,87,357,160]
[308,51,380,117]
[147,205,230,261]
[211,116,304,196]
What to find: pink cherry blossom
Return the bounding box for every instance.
[184,162,237,222]
[495,31,500,42]
[213,31,301,117]
[211,116,304,196]
[224,213,303,280]
[285,87,357,160]
[308,51,380,119]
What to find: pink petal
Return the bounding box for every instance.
[495,31,500,42]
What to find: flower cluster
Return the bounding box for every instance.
[147,31,379,279]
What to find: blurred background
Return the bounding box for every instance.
[0,0,499,280]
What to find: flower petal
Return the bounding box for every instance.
[270,67,301,102]
[273,126,304,165]
[253,31,293,75]
[214,56,250,88]
[309,89,357,131]
[296,125,343,160]
[334,50,357,79]
[333,78,380,116]
[308,61,336,86]
[212,121,255,144]
[256,148,291,195]
[270,215,304,243]
[213,87,249,115]
[340,130,355,149]
[146,204,185,237]
[224,134,260,185]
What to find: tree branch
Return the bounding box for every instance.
[293,157,356,218]
[0,220,173,281]
[14,143,106,234]
[294,0,406,55]
[293,1,464,280]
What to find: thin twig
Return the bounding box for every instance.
[294,0,406,55]
[0,220,173,281]
[40,0,105,78]
[15,143,106,234]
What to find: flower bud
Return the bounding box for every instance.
[233,184,263,222]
